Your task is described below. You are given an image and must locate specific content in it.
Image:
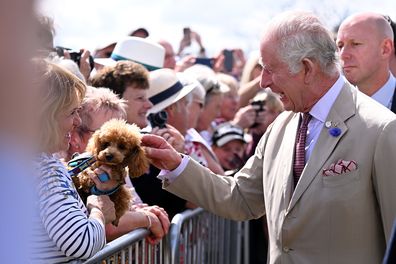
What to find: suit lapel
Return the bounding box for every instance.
[287,83,357,211]
[282,113,301,205]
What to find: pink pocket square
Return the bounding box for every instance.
[322,159,357,176]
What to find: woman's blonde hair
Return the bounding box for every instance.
[216,73,239,94]
[36,59,86,152]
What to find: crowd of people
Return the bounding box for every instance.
[1,1,396,263]
[29,11,287,263]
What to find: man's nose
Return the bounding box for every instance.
[260,69,272,88]
[338,46,351,62]
[145,98,153,109]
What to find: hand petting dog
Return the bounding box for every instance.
[73,119,150,226]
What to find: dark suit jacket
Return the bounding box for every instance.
[383,220,396,264]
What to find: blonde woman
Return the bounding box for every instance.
[33,60,118,263]
[66,86,169,242]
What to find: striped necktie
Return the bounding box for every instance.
[293,113,312,188]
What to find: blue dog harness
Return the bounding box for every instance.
[67,152,121,195]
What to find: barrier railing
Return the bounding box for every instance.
[169,208,249,264]
[83,228,167,264]
[83,208,249,264]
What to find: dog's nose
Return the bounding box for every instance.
[105,153,113,161]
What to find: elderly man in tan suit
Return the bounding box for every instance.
[142,11,396,264]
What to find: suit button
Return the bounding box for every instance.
[283,247,290,253]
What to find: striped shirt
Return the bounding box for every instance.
[31,153,105,263]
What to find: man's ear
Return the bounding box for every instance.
[381,38,393,58]
[164,105,174,118]
[301,58,316,84]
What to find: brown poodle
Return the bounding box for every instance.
[73,119,149,226]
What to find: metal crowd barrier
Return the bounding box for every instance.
[169,208,249,264]
[83,228,167,264]
[83,208,250,264]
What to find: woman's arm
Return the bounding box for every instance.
[105,206,170,244]
[238,77,261,107]
[38,161,107,259]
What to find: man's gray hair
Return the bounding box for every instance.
[267,11,339,76]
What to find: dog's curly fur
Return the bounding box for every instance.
[73,119,149,226]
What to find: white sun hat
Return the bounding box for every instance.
[94,36,165,71]
[147,68,196,114]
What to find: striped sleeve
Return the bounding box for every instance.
[38,159,106,260]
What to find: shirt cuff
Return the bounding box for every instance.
[157,155,189,184]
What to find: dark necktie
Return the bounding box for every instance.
[293,113,312,188]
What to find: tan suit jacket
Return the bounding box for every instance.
[165,82,396,264]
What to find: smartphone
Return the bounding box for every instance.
[195,57,214,68]
[183,27,191,36]
[183,27,191,45]
[250,100,266,128]
[223,49,234,72]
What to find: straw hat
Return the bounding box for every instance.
[94,36,165,71]
[147,68,196,114]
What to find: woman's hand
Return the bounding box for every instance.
[139,205,170,234]
[231,105,257,129]
[78,49,92,81]
[138,208,169,245]
[87,166,119,192]
[87,195,116,224]
[63,48,92,81]
[151,124,185,153]
[249,107,279,135]
[175,55,195,72]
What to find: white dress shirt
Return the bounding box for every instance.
[305,75,345,161]
[371,73,396,109]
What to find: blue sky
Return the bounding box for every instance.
[38,0,396,57]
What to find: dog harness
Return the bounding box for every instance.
[68,152,121,195]
[68,152,97,177]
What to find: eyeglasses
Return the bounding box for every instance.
[258,57,273,75]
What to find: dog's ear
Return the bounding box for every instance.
[127,146,150,178]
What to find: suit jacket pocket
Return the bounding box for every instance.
[322,169,359,188]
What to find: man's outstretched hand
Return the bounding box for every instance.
[142,134,182,171]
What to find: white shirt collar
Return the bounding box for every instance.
[309,75,345,123]
[371,73,396,109]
